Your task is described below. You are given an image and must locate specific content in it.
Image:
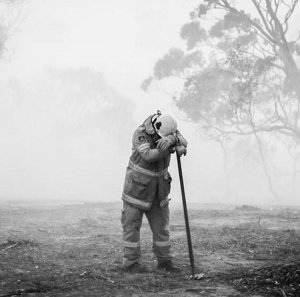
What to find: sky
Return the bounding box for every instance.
[1,0,300,206]
[7,0,194,99]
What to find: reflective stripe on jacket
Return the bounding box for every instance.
[121,114,187,210]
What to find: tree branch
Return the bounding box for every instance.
[251,0,274,37]
[222,0,281,46]
[281,0,298,34]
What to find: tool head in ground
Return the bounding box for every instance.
[188,273,204,280]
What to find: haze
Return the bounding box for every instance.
[0,0,299,206]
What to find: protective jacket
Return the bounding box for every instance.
[122,114,187,210]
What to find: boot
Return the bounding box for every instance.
[124,262,148,273]
[157,260,180,272]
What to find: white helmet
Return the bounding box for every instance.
[154,114,177,137]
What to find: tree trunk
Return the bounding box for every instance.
[278,43,300,102]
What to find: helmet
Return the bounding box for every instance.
[153,114,177,137]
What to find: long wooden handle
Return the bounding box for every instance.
[176,151,195,276]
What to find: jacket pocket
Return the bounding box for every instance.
[131,172,152,199]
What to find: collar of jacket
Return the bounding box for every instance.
[141,114,156,135]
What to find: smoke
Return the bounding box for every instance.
[0,68,135,201]
[1,0,300,206]
[1,68,300,206]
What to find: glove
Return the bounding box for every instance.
[156,135,176,151]
[176,145,187,157]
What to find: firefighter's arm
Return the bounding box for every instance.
[156,135,177,151]
[175,145,187,156]
[174,130,188,148]
[133,132,172,163]
[156,130,187,152]
[173,130,188,157]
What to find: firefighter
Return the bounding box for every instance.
[121,111,188,273]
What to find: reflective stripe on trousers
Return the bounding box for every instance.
[121,201,172,268]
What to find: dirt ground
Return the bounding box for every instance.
[0,200,300,297]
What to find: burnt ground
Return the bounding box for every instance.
[0,200,300,297]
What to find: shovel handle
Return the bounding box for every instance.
[176,151,195,276]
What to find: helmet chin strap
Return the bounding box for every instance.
[151,110,162,125]
[151,110,162,137]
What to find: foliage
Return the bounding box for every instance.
[0,0,25,59]
[142,0,300,142]
[180,21,208,50]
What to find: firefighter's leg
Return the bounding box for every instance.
[121,202,144,268]
[145,201,173,263]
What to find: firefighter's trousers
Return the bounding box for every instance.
[121,200,172,268]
